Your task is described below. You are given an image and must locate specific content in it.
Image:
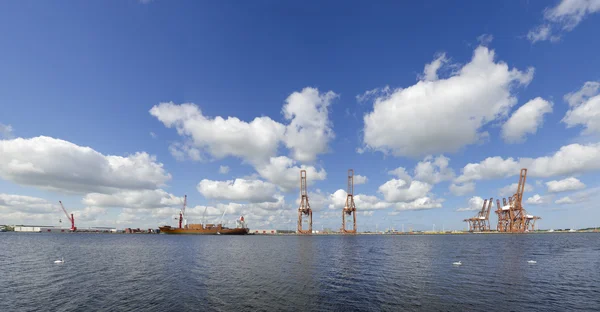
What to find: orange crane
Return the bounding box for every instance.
[297,170,312,234]
[342,169,357,234]
[496,168,541,232]
[59,201,76,232]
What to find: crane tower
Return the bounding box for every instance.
[297,170,312,234]
[342,169,357,234]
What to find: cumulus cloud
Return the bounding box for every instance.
[456,143,600,183]
[197,179,278,203]
[0,136,171,194]
[456,196,484,212]
[498,183,534,197]
[150,87,336,164]
[282,88,338,162]
[254,156,326,192]
[378,179,432,203]
[394,197,443,211]
[362,46,533,157]
[501,97,553,143]
[420,53,447,81]
[327,189,392,211]
[0,123,13,139]
[150,102,285,164]
[554,187,600,205]
[414,155,455,184]
[354,174,368,185]
[546,177,586,193]
[82,189,183,209]
[387,167,412,182]
[477,34,494,45]
[528,0,600,43]
[449,182,475,196]
[562,81,600,134]
[526,194,553,205]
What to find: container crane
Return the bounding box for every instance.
[59,201,76,231]
[342,169,357,234]
[297,170,312,234]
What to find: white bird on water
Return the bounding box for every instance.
[527,260,537,264]
[54,257,64,264]
[452,261,462,266]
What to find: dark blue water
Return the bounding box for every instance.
[1,233,599,311]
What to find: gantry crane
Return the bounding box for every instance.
[58,201,76,232]
[297,170,312,234]
[342,169,357,234]
[496,168,541,233]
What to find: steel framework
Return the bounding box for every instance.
[58,201,76,231]
[342,169,357,234]
[464,197,493,232]
[495,168,541,233]
[297,170,312,234]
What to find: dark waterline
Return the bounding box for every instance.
[1,233,599,311]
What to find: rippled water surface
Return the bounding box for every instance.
[1,233,600,311]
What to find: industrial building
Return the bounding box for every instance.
[13,225,117,233]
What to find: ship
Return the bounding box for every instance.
[159,216,249,235]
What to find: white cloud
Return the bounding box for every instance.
[282,88,338,162]
[456,143,600,183]
[528,0,600,43]
[362,46,533,157]
[0,136,171,194]
[421,53,447,81]
[553,187,600,205]
[197,179,278,203]
[356,86,391,104]
[449,182,476,196]
[501,97,553,143]
[562,81,600,134]
[169,142,202,162]
[456,196,484,212]
[378,179,432,203]
[354,174,368,185]
[150,132,157,138]
[219,166,230,174]
[387,167,412,182]
[150,87,337,164]
[0,123,13,139]
[498,183,534,197]
[414,155,455,184]
[394,197,443,211]
[477,34,494,45]
[555,196,575,204]
[82,189,183,209]
[527,25,556,43]
[0,193,57,214]
[150,102,285,164]
[327,189,392,211]
[546,177,586,193]
[526,194,553,205]
[254,156,326,192]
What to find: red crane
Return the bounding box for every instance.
[178,195,187,229]
[59,201,76,231]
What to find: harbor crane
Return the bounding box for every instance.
[342,169,357,234]
[178,195,187,229]
[58,201,76,231]
[297,170,312,234]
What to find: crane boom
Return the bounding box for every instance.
[58,201,76,231]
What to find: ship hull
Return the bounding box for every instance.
[158,226,249,235]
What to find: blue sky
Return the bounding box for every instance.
[1,0,600,231]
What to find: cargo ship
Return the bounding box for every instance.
[159,216,249,235]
